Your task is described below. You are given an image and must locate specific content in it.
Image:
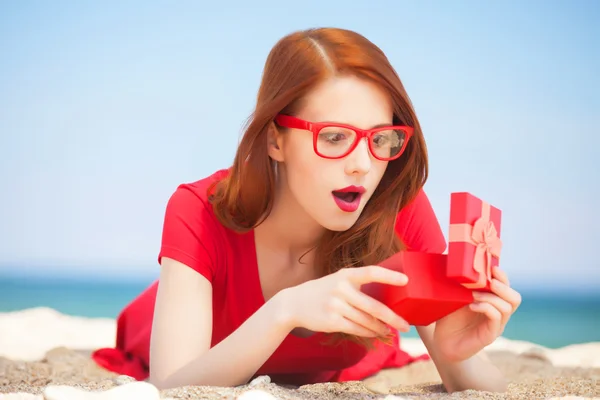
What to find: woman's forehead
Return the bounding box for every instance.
[297,75,393,128]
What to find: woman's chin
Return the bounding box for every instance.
[319,212,362,232]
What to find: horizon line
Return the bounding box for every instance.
[1,268,598,297]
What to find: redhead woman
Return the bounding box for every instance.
[92,27,521,393]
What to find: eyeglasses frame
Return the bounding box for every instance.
[274,114,414,161]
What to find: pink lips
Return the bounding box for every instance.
[332,185,366,212]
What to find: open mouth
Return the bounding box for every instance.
[332,191,360,203]
[331,190,363,212]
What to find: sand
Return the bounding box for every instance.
[1,307,598,399]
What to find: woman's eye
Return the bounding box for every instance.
[320,132,347,143]
[372,134,390,147]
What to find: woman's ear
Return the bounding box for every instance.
[267,122,285,162]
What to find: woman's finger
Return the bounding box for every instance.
[347,265,409,287]
[469,301,503,334]
[337,300,390,336]
[335,315,380,338]
[490,278,522,312]
[344,288,410,332]
[492,267,510,286]
[472,291,513,328]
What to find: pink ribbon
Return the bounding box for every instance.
[448,201,503,289]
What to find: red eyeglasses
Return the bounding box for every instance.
[274,114,413,161]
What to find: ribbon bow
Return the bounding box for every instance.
[464,217,503,289]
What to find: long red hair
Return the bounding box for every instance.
[209,27,429,345]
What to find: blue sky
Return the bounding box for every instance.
[0,0,598,292]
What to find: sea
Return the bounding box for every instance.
[0,274,598,349]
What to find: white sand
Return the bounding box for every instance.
[1,307,599,399]
[0,307,116,361]
[400,334,600,369]
[1,306,598,369]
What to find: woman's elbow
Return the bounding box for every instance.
[486,376,509,393]
[444,374,508,394]
[148,373,171,391]
[148,366,184,391]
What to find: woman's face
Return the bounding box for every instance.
[269,74,394,232]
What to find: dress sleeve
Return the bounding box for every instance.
[157,185,220,283]
[394,189,447,254]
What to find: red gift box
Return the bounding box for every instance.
[447,192,503,292]
[362,251,473,327]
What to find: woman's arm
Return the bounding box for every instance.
[149,257,294,389]
[396,190,508,393]
[416,325,507,393]
[149,257,411,390]
[417,267,521,393]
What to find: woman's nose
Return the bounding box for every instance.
[344,138,372,176]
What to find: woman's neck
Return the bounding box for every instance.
[254,172,325,262]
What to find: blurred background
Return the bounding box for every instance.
[0,0,598,348]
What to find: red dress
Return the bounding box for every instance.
[91,168,447,385]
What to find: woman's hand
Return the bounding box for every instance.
[278,266,411,337]
[433,267,522,362]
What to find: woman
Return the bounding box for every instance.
[92,27,521,392]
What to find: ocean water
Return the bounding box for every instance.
[0,275,598,349]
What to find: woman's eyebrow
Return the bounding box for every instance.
[371,122,395,129]
[320,121,395,129]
